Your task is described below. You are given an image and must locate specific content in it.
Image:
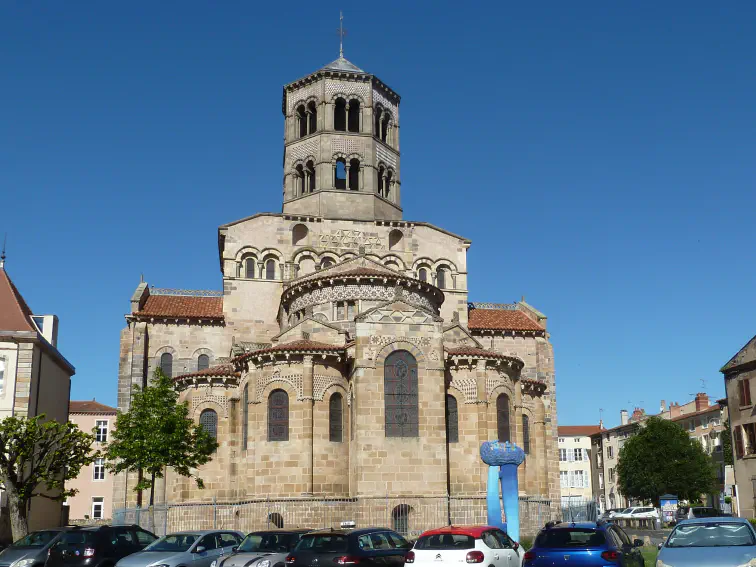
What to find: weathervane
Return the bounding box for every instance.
[337,11,347,58]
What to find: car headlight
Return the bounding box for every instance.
[258,561,271,567]
[11,559,35,567]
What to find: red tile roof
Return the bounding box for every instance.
[445,346,520,361]
[236,339,344,361]
[558,425,604,436]
[70,400,118,414]
[174,364,240,381]
[0,269,37,333]
[671,404,721,422]
[467,308,544,332]
[134,295,223,320]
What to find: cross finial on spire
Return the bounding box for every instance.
[0,233,6,269]
[337,11,347,58]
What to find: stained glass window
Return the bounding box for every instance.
[200,409,218,440]
[329,393,343,442]
[268,389,289,441]
[384,350,418,437]
[497,394,510,443]
[446,394,458,443]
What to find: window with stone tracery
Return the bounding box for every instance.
[268,389,289,441]
[200,409,218,443]
[384,350,418,437]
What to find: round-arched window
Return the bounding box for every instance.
[197,354,209,371]
[384,350,418,438]
[160,353,173,378]
[199,409,218,440]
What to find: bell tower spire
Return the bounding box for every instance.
[280,46,402,221]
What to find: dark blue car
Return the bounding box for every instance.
[523,521,645,566]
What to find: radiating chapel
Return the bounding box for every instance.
[115,53,560,531]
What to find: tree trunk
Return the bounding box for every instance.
[7,488,28,541]
[149,472,156,533]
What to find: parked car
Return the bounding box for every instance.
[599,509,625,520]
[45,525,157,567]
[0,529,68,567]
[523,521,644,567]
[284,528,411,567]
[407,525,522,567]
[612,508,634,519]
[614,506,658,520]
[116,530,244,567]
[687,507,720,519]
[657,517,756,566]
[211,530,309,567]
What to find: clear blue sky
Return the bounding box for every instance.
[2,2,754,428]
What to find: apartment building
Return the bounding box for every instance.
[558,425,602,505]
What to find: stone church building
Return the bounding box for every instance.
[115,54,560,534]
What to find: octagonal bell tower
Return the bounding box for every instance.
[281,54,401,220]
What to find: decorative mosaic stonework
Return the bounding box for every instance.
[332,136,363,157]
[191,392,229,416]
[373,87,398,121]
[288,138,320,164]
[376,144,397,168]
[325,80,369,102]
[313,374,349,401]
[317,229,384,251]
[449,376,478,403]
[287,83,321,113]
[288,283,437,315]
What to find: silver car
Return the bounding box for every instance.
[657,517,756,567]
[0,529,66,567]
[116,530,244,567]
[212,530,311,567]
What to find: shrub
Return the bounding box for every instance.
[519,536,534,550]
[749,518,756,528]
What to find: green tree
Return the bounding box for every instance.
[722,419,733,467]
[0,415,97,539]
[105,369,217,516]
[617,417,717,506]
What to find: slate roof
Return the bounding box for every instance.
[70,400,118,414]
[0,268,37,332]
[558,425,604,436]
[467,308,544,332]
[320,56,365,73]
[133,295,224,320]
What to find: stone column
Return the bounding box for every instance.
[302,355,314,495]
[475,361,489,491]
[513,380,526,492]
[257,262,264,280]
[358,107,363,133]
[359,166,364,191]
[306,110,312,135]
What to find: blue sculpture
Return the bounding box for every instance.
[480,440,526,542]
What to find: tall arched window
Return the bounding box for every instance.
[348,158,360,191]
[389,229,403,251]
[497,394,511,443]
[242,384,249,450]
[381,114,390,143]
[392,504,412,535]
[200,409,218,441]
[160,353,172,378]
[320,258,334,269]
[377,166,385,196]
[446,394,458,443]
[374,107,383,137]
[436,267,447,290]
[245,257,256,279]
[265,259,276,280]
[197,354,209,371]
[268,389,289,441]
[334,98,347,131]
[522,414,530,454]
[295,164,305,195]
[348,99,360,132]
[306,160,316,193]
[296,104,307,138]
[307,101,317,134]
[329,393,343,443]
[335,159,347,190]
[384,350,418,437]
[418,267,428,282]
[384,170,393,199]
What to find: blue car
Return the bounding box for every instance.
[523,521,644,566]
[656,516,756,567]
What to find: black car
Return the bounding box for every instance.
[45,526,157,567]
[285,528,412,567]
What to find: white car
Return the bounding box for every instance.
[407,526,522,567]
[617,506,658,520]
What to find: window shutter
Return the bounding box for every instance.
[736,426,744,458]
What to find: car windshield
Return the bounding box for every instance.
[145,534,200,552]
[415,534,475,550]
[295,534,348,553]
[12,531,59,548]
[620,508,632,514]
[667,523,756,547]
[535,529,606,548]
[239,533,299,553]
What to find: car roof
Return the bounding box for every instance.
[545,522,601,530]
[678,517,751,525]
[167,530,237,536]
[249,529,312,535]
[303,527,391,536]
[420,526,500,538]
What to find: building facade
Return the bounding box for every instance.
[0,261,75,539]
[114,54,561,535]
[558,426,601,505]
[67,401,117,521]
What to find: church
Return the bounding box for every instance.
[114,52,560,535]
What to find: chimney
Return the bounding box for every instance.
[660,399,666,412]
[669,402,682,419]
[32,314,59,348]
[631,407,644,422]
[599,419,604,430]
[695,392,709,412]
[620,409,629,425]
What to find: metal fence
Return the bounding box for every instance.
[114,496,557,538]
[560,498,599,523]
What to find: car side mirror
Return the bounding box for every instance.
[232,547,238,553]
[657,543,663,550]
[633,539,643,547]
[513,542,519,551]
[195,546,206,554]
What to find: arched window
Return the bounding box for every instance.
[335,159,347,190]
[497,394,511,443]
[522,414,530,454]
[200,409,218,441]
[374,107,383,137]
[244,256,256,279]
[384,350,418,437]
[197,354,209,371]
[446,394,458,443]
[320,258,334,270]
[242,384,249,450]
[348,99,360,132]
[268,389,289,441]
[436,267,447,290]
[389,229,403,251]
[307,101,317,134]
[265,259,276,280]
[292,224,308,246]
[384,170,392,199]
[295,164,305,196]
[348,158,360,191]
[268,512,284,529]
[160,352,172,378]
[329,393,343,442]
[296,105,307,138]
[381,115,390,143]
[334,98,347,131]
[392,504,412,535]
[377,166,385,196]
[306,160,316,193]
